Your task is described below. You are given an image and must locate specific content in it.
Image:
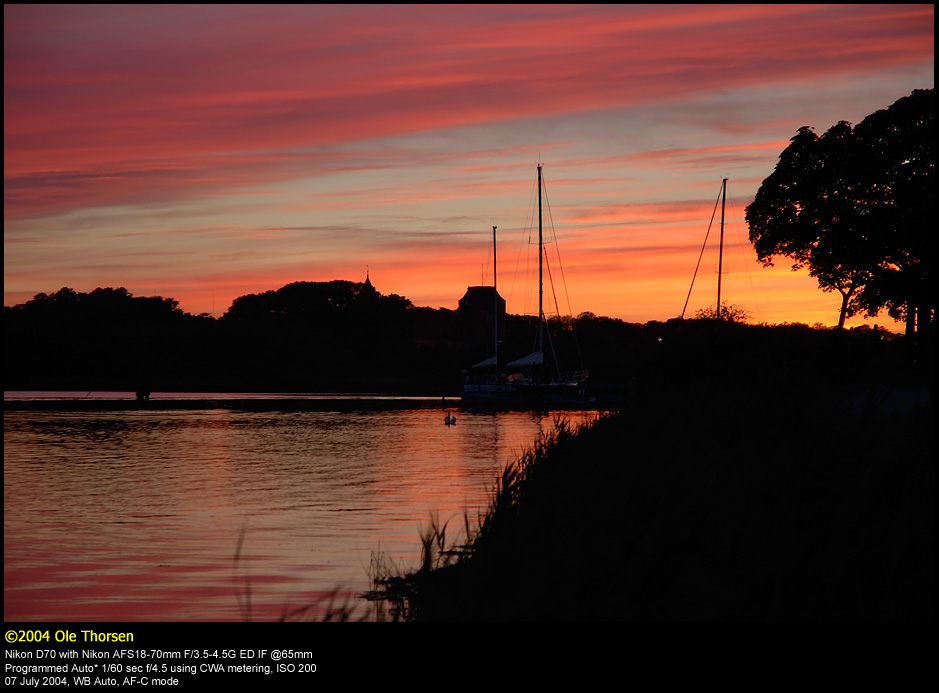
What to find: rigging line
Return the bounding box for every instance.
[482,231,492,286]
[549,224,585,370]
[539,169,558,315]
[681,184,723,319]
[541,170,572,313]
[542,250,564,378]
[541,165,585,370]
[513,173,540,318]
[545,252,562,320]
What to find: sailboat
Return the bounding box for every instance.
[461,164,590,406]
[682,178,731,320]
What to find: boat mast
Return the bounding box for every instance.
[493,224,498,368]
[537,164,544,356]
[716,177,727,320]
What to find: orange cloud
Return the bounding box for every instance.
[4,5,932,331]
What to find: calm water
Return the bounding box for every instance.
[4,393,595,621]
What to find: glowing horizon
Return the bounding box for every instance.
[4,4,934,330]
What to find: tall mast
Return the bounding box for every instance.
[492,224,498,367]
[716,177,727,320]
[537,163,544,355]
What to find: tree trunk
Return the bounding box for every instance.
[837,291,849,330]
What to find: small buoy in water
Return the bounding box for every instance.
[444,412,456,425]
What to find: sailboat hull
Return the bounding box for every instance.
[462,377,594,407]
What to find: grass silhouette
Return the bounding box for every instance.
[370,379,933,621]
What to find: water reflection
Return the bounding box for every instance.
[4,404,594,621]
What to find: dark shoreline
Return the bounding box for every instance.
[2,386,634,412]
[371,377,935,621]
[3,394,451,412]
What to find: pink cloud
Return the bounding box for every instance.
[7,6,930,175]
[4,5,933,328]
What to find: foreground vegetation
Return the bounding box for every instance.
[370,363,933,621]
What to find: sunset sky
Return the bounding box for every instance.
[4,4,934,328]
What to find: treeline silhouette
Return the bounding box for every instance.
[3,281,914,394]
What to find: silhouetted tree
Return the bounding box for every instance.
[3,286,206,390]
[692,303,751,323]
[747,89,933,341]
[219,280,416,388]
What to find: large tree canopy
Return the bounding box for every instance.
[746,89,933,337]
